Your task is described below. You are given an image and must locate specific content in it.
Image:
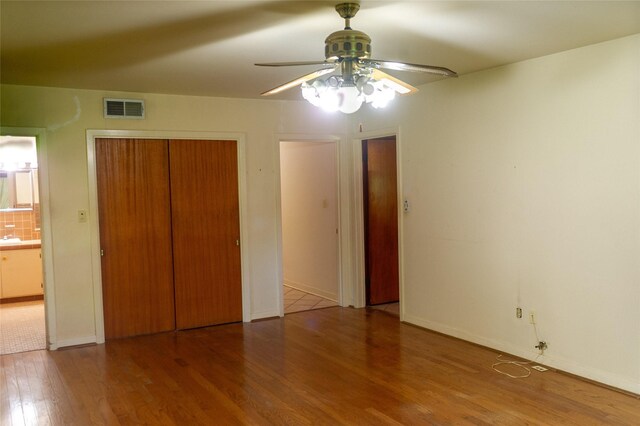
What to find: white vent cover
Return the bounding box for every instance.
[103,98,145,119]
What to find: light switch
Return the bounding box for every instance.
[78,209,88,222]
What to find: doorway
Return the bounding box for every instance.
[362,136,399,315]
[0,135,46,354]
[279,141,339,314]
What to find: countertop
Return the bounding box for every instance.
[0,239,42,250]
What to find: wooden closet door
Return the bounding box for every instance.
[363,137,400,305]
[169,139,242,329]
[96,138,175,339]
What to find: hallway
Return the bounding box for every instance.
[283,285,338,314]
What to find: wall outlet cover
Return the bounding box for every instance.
[531,365,548,372]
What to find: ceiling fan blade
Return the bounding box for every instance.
[370,69,418,95]
[361,59,457,77]
[261,66,337,96]
[255,60,336,67]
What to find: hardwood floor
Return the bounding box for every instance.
[1,307,638,425]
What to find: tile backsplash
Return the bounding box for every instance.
[0,206,41,241]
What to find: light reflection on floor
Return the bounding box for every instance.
[368,302,399,316]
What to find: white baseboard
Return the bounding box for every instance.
[403,313,640,396]
[50,335,97,350]
[251,309,281,321]
[283,280,338,301]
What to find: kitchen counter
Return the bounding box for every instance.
[0,239,41,250]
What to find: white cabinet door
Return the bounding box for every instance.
[0,249,43,298]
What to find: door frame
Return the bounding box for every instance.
[352,128,404,316]
[86,129,250,344]
[274,134,345,316]
[0,126,56,348]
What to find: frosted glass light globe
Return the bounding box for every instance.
[371,86,396,109]
[301,83,321,107]
[337,86,363,114]
[319,88,341,112]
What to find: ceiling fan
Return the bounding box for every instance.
[256,2,457,114]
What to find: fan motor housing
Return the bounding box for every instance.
[325,29,371,60]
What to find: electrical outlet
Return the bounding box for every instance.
[535,341,548,352]
[529,311,536,324]
[516,307,522,318]
[531,365,548,372]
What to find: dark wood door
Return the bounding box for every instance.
[363,136,399,305]
[169,139,242,329]
[96,138,175,339]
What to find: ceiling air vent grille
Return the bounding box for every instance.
[103,98,145,119]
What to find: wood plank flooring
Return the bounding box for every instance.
[1,307,638,425]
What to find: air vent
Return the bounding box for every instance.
[103,98,145,119]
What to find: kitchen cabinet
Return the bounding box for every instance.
[0,248,43,299]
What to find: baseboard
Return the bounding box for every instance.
[0,294,44,304]
[403,313,640,396]
[251,309,281,321]
[49,335,97,350]
[251,315,280,323]
[283,280,338,301]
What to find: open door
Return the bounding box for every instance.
[280,141,339,314]
[363,136,399,306]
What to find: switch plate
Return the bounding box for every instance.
[78,209,88,223]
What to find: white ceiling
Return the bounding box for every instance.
[2,1,639,100]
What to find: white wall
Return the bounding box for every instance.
[0,85,350,347]
[280,141,338,300]
[356,34,640,394]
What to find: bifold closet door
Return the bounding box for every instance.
[96,138,175,339]
[169,139,243,329]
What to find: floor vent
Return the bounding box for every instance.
[103,98,145,119]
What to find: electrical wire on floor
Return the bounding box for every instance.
[492,354,541,378]
[492,321,544,379]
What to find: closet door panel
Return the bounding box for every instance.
[169,139,242,329]
[363,137,399,305]
[96,138,175,339]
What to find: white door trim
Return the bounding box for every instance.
[86,129,250,344]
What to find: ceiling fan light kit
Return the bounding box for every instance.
[256,3,457,114]
[301,68,397,114]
